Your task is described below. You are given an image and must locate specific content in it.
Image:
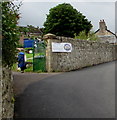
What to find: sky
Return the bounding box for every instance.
[16,0,117,33]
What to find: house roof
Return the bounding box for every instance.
[95,20,117,38]
[95,29,117,38]
[19,25,43,34]
[106,29,117,37]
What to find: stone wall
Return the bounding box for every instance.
[0,67,2,120]
[44,34,117,72]
[98,35,116,44]
[1,67,14,119]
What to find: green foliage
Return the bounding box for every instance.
[17,43,24,48]
[74,30,99,41]
[24,65,33,72]
[2,1,21,67]
[25,53,33,59]
[87,31,100,41]
[74,31,87,40]
[12,63,18,71]
[11,97,15,104]
[19,26,29,34]
[43,3,92,37]
[12,63,33,72]
[19,25,43,35]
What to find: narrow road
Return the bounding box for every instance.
[13,62,115,118]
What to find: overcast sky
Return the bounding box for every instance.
[17,0,116,33]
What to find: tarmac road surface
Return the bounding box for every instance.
[14,61,116,118]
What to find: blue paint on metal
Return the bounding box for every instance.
[24,39,34,48]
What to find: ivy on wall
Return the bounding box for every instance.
[2,1,21,67]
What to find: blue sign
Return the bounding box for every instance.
[24,39,34,48]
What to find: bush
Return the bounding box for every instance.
[2,1,21,67]
[74,30,99,41]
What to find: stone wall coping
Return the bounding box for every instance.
[43,33,57,40]
[56,36,115,46]
[43,33,116,46]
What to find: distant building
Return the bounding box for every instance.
[18,26,43,46]
[19,33,25,45]
[95,20,117,43]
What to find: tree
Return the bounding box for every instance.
[43,3,92,37]
[2,1,21,67]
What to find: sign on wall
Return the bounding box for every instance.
[52,42,72,52]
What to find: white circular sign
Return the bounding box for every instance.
[64,44,71,51]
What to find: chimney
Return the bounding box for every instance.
[99,19,107,32]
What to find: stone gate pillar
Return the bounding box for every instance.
[43,33,57,72]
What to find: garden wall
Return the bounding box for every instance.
[44,34,117,72]
[0,67,2,119]
[1,67,14,119]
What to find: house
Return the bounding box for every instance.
[95,20,117,43]
[19,26,43,46]
[19,33,25,45]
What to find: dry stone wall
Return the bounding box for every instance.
[0,67,2,120]
[45,34,117,72]
[1,67,14,119]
